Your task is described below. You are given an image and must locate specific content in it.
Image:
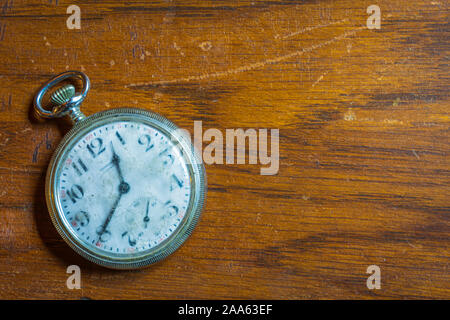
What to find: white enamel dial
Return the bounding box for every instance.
[56,121,191,255]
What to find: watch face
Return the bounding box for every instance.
[46,109,205,268]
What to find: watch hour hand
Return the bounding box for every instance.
[110,142,125,179]
[100,143,121,173]
[110,142,129,195]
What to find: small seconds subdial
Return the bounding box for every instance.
[58,121,191,255]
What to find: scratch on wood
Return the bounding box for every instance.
[127,27,365,88]
[32,142,42,163]
[173,42,185,56]
[383,119,404,125]
[199,41,212,51]
[0,127,31,149]
[0,23,6,41]
[0,94,11,111]
[312,71,330,88]
[45,132,52,150]
[1,0,12,14]
[132,45,146,61]
[43,36,51,47]
[278,18,348,40]
[344,108,356,121]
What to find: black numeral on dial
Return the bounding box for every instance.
[170,174,183,191]
[87,138,106,158]
[115,131,126,145]
[138,134,154,152]
[67,184,84,203]
[72,158,88,176]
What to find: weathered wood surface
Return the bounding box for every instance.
[0,0,448,299]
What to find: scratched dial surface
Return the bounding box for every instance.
[57,121,191,255]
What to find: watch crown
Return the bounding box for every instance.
[51,84,75,106]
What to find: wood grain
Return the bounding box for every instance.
[0,0,448,299]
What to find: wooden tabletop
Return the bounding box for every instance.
[0,0,448,299]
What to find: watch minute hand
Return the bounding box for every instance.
[97,176,131,241]
[97,193,122,241]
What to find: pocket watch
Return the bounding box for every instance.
[33,71,206,269]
